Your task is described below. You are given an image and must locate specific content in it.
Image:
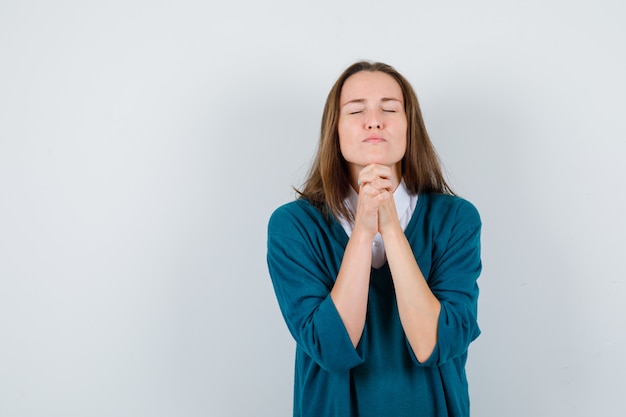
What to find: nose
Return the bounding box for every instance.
[366,116,382,130]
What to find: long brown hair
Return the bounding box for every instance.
[297,61,453,221]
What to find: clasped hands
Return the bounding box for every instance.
[353,164,401,240]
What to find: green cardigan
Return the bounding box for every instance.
[267,193,482,417]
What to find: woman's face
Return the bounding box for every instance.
[338,70,407,180]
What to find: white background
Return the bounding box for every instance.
[1,0,625,416]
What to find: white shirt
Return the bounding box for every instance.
[338,181,418,268]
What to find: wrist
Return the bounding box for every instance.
[351,225,377,244]
[379,221,403,239]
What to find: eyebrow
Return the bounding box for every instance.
[340,97,403,107]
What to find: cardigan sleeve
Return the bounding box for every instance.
[267,205,365,373]
[413,198,482,367]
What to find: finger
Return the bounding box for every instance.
[357,167,392,189]
[364,163,392,176]
[360,170,391,185]
[369,177,393,192]
[359,183,383,199]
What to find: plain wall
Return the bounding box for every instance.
[1,0,625,416]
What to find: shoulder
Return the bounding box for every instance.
[269,199,318,224]
[421,193,478,210]
[268,199,330,235]
[418,193,481,229]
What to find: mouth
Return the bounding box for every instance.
[363,136,386,143]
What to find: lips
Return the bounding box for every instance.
[363,135,386,143]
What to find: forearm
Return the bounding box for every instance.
[330,228,373,347]
[383,225,441,362]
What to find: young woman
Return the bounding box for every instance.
[267,61,482,417]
